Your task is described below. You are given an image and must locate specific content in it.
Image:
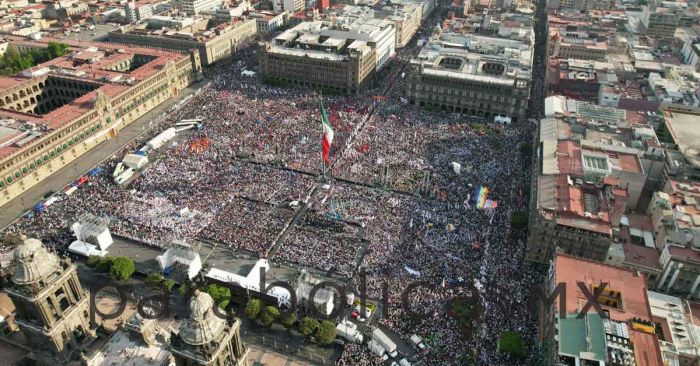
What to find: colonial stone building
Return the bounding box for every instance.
[0,37,201,207]
[406,31,533,122]
[257,21,380,94]
[108,17,258,66]
[170,290,248,366]
[2,235,96,365]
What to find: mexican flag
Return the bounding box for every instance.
[320,101,334,164]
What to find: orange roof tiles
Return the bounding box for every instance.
[556,214,611,234]
[0,77,29,89]
[554,254,663,366]
[555,254,653,320]
[556,140,583,175]
[0,37,189,162]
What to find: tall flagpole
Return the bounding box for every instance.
[320,91,326,182]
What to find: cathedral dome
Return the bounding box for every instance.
[12,236,61,285]
[178,290,227,346]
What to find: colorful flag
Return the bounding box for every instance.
[475,186,491,209]
[321,101,334,164]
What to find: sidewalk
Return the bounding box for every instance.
[0,81,207,230]
[247,345,317,366]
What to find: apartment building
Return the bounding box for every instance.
[641,5,679,39]
[648,291,700,366]
[374,3,422,48]
[178,0,223,15]
[272,0,303,13]
[528,98,655,263]
[540,254,664,366]
[249,11,288,33]
[548,32,608,61]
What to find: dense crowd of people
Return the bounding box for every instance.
[1,8,547,366]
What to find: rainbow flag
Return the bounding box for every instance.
[475,186,490,209]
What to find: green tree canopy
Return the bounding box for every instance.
[259,306,280,327]
[279,311,296,328]
[109,256,135,281]
[0,42,70,76]
[498,331,525,359]
[511,211,529,230]
[46,42,69,59]
[315,320,337,345]
[178,282,190,296]
[86,255,102,268]
[96,255,115,272]
[163,279,176,293]
[299,316,319,337]
[244,298,262,320]
[203,283,231,308]
[520,143,533,157]
[145,273,164,285]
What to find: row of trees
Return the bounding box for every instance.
[145,273,177,293]
[244,299,337,345]
[86,255,136,281]
[83,259,341,347]
[0,42,70,76]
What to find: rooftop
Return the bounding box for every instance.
[0,37,187,161]
[90,329,172,366]
[411,32,533,84]
[267,20,386,60]
[112,17,251,43]
[554,254,664,366]
[555,254,652,321]
[665,111,700,168]
[647,291,700,357]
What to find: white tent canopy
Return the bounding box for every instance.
[157,241,202,280]
[122,153,149,170]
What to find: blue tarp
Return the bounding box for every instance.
[88,167,103,176]
[33,203,45,213]
[135,151,147,156]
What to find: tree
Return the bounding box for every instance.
[145,273,164,285]
[244,299,262,320]
[46,42,69,59]
[519,143,533,157]
[86,255,101,268]
[109,256,135,281]
[259,306,280,327]
[0,43,70,76]
[163,279,176,293]
[315,320,337,345]
[203,284,231,308]
[96,256,114,272]
[498,331,525,359]
[511,211,528,230]
[656,122,674,144]
[178,283,189,296]
[299,316,319,337]
[279,311,296,328]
